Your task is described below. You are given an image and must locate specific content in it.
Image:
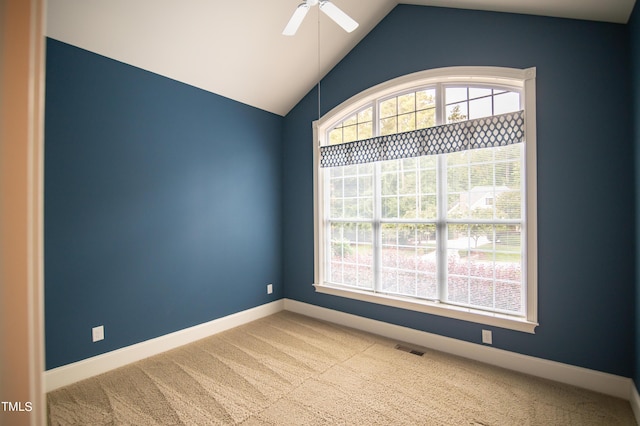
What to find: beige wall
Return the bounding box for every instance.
[0,0,45,425]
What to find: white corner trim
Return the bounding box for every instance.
[631,382,640,424]
[283,299,632,400]
[44,300,284,392]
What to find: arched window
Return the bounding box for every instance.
[313,67,538,333]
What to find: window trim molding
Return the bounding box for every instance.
[312,66,538,333]
[313,283,537,333]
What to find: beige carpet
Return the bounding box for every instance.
[47,311,635,425]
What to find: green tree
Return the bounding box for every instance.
[447,104,467,123]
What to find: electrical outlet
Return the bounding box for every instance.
[92,325,104,342]
[267,284,273,294]
[482,329,492,345]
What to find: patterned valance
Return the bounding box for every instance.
[320,110,525,168]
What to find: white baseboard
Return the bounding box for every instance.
[45,300,284,392]
[283,299,633,401]
[45,296,635,417]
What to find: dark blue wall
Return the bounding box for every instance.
[283,5,635,377]
[631,2,640,392]
[45,39,283,370]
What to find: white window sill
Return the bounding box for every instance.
[313,283,538,334]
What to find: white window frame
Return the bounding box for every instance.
[313,66,538,333]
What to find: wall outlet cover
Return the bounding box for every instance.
[92,325,104,342]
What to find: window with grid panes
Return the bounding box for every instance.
[314,67,538,333]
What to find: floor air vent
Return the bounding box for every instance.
[394,344,424,356]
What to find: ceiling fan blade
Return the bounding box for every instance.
[282,3,310,36]
[319,1,358,33]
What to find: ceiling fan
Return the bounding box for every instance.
[282,0,359,36]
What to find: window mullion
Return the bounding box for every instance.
[435,83,448,303]
[373,102,382,294]
[373,162,382,293]
[323,170,333,286]
[436,155,447,303]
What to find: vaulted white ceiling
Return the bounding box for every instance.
[46,0,636,116]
